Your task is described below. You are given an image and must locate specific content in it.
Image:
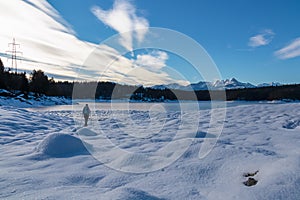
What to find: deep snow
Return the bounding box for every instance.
[0,97,300,199]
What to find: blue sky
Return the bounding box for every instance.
[1,0,300,85]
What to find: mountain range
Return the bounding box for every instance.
[151,78,282,91]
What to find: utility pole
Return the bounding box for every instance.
[6,38,22,73]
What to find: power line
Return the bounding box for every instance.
[6,38,23,73]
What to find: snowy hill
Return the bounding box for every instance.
[0,90,72,107]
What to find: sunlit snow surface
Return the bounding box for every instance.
[0,99,300,199]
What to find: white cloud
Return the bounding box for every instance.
[248,29,275,47]
[91,0,149,52]
[87,48,173,86]
[274,38,300,59]
[134,51,168,70]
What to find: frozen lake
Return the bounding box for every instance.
[28,100,270,112]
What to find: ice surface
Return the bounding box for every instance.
[0,98,300,199]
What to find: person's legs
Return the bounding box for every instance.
[84,115,88,126]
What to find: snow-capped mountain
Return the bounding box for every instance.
[151,78,257,91]
[257,82,282,87]
[211,78,256,90]
[190,81,210,91]
[152,82,209,91]
[151,83,190,91]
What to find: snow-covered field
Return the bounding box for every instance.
[0,98,300,199]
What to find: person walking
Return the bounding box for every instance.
[82,104,91,126]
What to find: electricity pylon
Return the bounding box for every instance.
[6,38,22,73]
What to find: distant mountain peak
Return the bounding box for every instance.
[257,82,282,87]
[151,78,281,91]
[230,77,238,83]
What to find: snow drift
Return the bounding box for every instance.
[37,133,89,157]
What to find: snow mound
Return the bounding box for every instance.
[77,127,98,136]
[37,133,89,157]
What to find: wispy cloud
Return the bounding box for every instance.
[91,0,149,52]
[0,0,187,86]
[274,38,300,59]
[248,29,275,47]
[0,0,96,79]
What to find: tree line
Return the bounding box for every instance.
[0,58,50,97]
[1,58,300,101]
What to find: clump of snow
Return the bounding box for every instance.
[37,133,89,157]
[77,127,98,136]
